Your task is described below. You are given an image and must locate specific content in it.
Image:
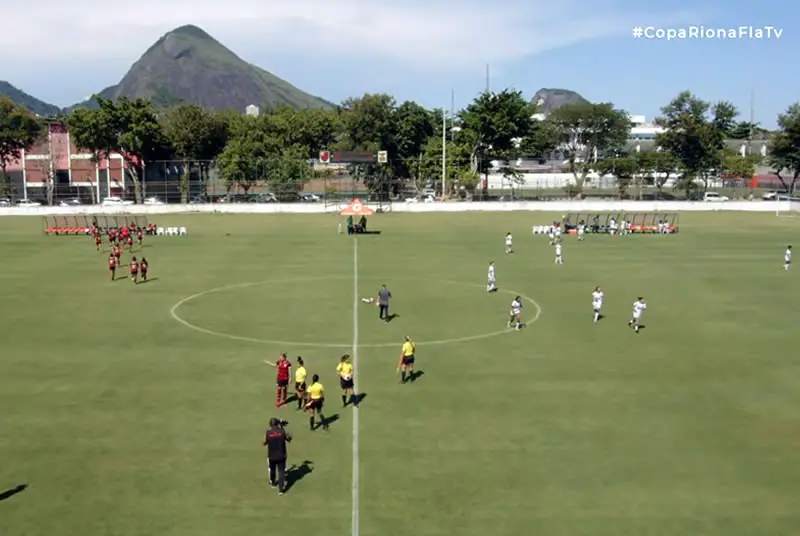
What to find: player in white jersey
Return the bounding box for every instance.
[554,224,562,240]
[507,296,523,330]
[785,245,792,270]
[577,222,586,241]
[609,218,618,236]
[621,220,630,236]
[591,286,604,323]
[505,232,513,254]
[547,225,556,245]
[628,297,647,333]
[487,261,496,292]
[554,241,563,264]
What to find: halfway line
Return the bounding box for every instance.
[351,237,360,536]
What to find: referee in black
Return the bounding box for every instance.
[263,418,292,494]
[377,284,392,322]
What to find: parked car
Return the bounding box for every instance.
[703,192,729,202]
[762,190,792,201]
[143,196,165,205]
[58,198,82,207]
[190,195,208,204]
[17,199,42,207]
[253,193,278,203]
[0,197,11,207]
[101,196,134,206]
[299,193,320,202]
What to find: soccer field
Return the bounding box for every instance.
[1,211,799,536]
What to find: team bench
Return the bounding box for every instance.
[560,212,679,233]
[43,215,150,235]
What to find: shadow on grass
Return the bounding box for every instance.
[0,485,27,502]
[285,461,313,492]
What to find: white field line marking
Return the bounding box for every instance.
[169,277,542,349]
[351,238,360,536]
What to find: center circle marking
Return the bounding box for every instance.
[169,276,542,348]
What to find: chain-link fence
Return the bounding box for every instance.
[0,156,788,206]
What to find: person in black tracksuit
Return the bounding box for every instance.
[263,418,292,494]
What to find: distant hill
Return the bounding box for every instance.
[532,88,590,113]
[68,25,333,112]
[0,81,61,116]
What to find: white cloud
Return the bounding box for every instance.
[0,0,695,73]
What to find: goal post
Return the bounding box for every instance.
[776,198,800,218]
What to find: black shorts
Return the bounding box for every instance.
[276,379,289,388]
[295,382,306,392]
[307,398,324,411]
[340,378,354,390]
[402,355,415,365]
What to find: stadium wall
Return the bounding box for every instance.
[0,201,789,216]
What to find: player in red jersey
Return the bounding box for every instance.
[126,234,134,250]
[129,256,139,284]
[94,233,102,250]
[108,253,117,280]
[140,257,148,281]
[136,228,143,247]
[108,229,117,245]
[112,244,121,263]
[273,353,292,407]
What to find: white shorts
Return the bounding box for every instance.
[632,312,642,320]
[488,277,495,283]
[593,302,602,311]
[511,309,521,316]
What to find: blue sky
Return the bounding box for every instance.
[0,0,794,127]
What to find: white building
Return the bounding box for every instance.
[245,105,260,117]
[628,115,664,141]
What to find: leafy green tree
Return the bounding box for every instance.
[264,146,312,201]
[392,101,436,178]
[339,93,396,152]
[417,136,470,195]
[655,91,738,191]
[768,103,800,194]
[216,137,262,195]
[161,104,228,201]
[459,90,537,195]
[68,96,165,203]
[596,156,637,198]
[728,121,769,140]
[547,102,631,193]
[721,151,761,197]
[0,96,43,196]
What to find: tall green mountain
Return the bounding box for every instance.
[532,88,590,113]
[70,25,333,111]
[0,81,61,116]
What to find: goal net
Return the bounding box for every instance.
[776,199,800,218]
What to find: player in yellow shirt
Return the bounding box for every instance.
[336,354,356,407]
[304,374,328,431]
[397,335,416,383]
[294,357,308,410]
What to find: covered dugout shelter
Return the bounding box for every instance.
[341,198,379,234]
[561,212,679,233]
[43,214,149,235]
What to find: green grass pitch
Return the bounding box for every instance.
[1,212,799,536]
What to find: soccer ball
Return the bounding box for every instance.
[342,374,353,381]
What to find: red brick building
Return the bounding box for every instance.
[4,121,129,201]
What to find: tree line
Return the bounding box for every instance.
[1,89,799,203]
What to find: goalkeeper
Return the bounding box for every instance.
[336,354,357,407]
